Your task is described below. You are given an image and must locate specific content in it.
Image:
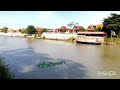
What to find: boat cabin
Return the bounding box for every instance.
[77,32,107,37]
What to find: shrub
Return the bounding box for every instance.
[43,36,45,39]
[66,37,76,42]
[0,58,14,79]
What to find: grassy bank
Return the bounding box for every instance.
[104,38,120,45]
[66,37,76,43]
[35,36,76,43]
[0,58,14,79]
[24,34,120,45]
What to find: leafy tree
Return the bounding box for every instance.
[37,29,48,35]
[59,26,67,33]
[3,27,8,33]
[21,28,27,33]
[102,13,120,37]
[95,27,102,31]
[79,28,86,32]
[26,25,36,35]
[0,28,3,32]
[60,29,66,33]
[76,27,86,32]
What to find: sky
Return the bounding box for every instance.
[0,11,120,29]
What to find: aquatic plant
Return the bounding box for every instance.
[0,58,14,79]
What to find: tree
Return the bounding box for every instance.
[79,28,86,32]
[21,28,27,34]
[95,27,102,31]
[60,26,67,33]
[37,28,48,35]
[7,28,13,33]
[0,28,3,32]
[102,13,120,37]
[60,29,66,33]
[26,25,36,35]
[3,27,8,33]
[67,22,83,33]
[74,26,86,32]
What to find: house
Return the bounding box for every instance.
[55,25,86,33]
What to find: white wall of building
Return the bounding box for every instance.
[41,32,77,40]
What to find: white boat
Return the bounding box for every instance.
[76,32,106,45]
[76,35,104,45]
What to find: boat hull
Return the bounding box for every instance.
[76,41,101,45]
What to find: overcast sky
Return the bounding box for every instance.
[0,11,120,29]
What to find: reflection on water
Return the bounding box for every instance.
[0,36,120,79]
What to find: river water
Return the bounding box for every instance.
[0,36,120,79]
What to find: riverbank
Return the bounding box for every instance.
[1,32,120,45]
[34,36,76,43]
[104,38,120,45]
[1,36,120,79]
[0,32,27,37]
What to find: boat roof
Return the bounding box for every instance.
[77,32,106,35]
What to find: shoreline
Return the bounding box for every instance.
[104,38,120,45]
[0,32,27,37]
[0,32,76,42]
[1,33,120,45]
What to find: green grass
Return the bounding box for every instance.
[0,58,14,79]
[104,38,120,45]
[66,37,76,43]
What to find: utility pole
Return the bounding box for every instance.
[111,30,112,38]
[110,30,113,44]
